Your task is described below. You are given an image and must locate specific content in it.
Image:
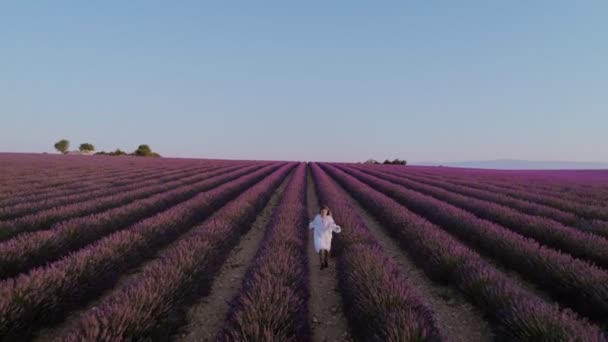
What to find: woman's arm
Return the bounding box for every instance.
[328,216,341,233]
[309,215,317,230]
[332,224,342,233]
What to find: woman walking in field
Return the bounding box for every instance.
[309,204,342,270]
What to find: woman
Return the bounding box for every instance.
[309,204,342,270]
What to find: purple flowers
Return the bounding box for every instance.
[1,153,607,341]
[0,163,264,279]
[62,163,296,341]
[321,163,606,341]
[311,163,443,341]
[0,162,287,339]
[220,164,310,341]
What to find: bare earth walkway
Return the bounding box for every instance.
[329,175,494,342]
[175,172,294,341]
[307,170,352,342]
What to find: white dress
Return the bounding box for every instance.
[309,214,342,253]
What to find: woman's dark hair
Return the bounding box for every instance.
[320,204,331,216]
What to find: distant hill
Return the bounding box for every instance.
[412,159,608,170]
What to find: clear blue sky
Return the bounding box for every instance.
[1,1,606,162]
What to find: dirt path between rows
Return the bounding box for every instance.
[330,175,494,342]
[306,170,352,342]
[174,172,294,342]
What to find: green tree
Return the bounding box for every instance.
[79,143,95,153]
[54,139,70,154]
[134,144,153,156]
[111,149,127,156]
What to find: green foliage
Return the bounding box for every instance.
[54,140,160,158]
[366,158,407,165]
[79,143,95,153]
[54,139,70,154]
[111,149,128,156]
[95,149,127,156]
[132,144,160,157]
[382,158,407,165]
[134,144,152,156]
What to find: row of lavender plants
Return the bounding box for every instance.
[0,164,150,208]
[0,161,244,211]
[418,168,608,204]
[61,163,295,341]
[311,163,443,341]
[334,164,608,324]
[408,168,608,237]
[0,161,123,197]
[320,163,606,341]
[353,165,608,268]
[0,163,248,242]
[219,163,310,341]
[397,164,608,199]
[0,156,179,200]
[398,167,608,220]
[385,165,608,208]
[0,163,264,280]
[0,155,226,202]
[379,167,579,225]
[0,163,285,340]
[374,168,608,239]
[0,163,215,220]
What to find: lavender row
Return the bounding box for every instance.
[0,155,227,202]
[0,164,214,220]
[400,167,608,220]
[429,169,608,204]
[335,164,608,323]
[0,161,122,195]
[353,165,608,269]
[0,163,284,340]
[397,164,608,195]
[0,158,176,202]
[448,175,608,220]
[219,164,310,341]
[383,165,608,207]
[321,163,606,341]
[380,167,579,224]
[311,163,443,341]
[406,170,608,237]
[0,165,150,208]
[61,164,295,341]
[0,163,265,280]
[0,163,247,242]
[0,162,212,212]
[376,168,608,239]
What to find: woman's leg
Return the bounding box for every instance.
[319,250,324,270]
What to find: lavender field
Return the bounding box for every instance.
[1,153,607,341]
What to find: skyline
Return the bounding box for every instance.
[1,1,607,163]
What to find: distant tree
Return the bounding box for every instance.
[134,144,152,156]
[54,139,70,154]
[364,159,380,164]
[95,148,132,156]
[132,144,160,157]
[380,158,408,165]
[79,143,95,153]
[111,149,127,156]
